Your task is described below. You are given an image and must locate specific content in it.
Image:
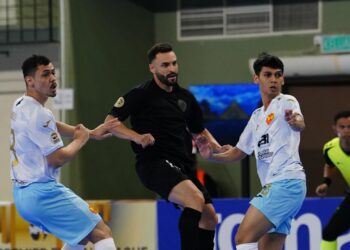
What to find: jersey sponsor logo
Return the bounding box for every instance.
[114,97,125,108]
[266,113,275,125]
[257,148,273,160]
[50,132,61,144]
[177,99,187,112]
[258,134,269,147]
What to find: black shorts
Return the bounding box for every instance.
[136,158,212,204]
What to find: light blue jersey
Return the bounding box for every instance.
[10,95,100,245]
[237,94,306,186]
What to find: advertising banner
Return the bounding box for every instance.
[157,198,350,250]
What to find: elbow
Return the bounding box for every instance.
[46,148,71,168]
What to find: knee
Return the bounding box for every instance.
[90,222,113,243]
[184,190,205,209]
[235,233,244,245]
[235,230,248,245]
[207,214,218,230]
[210,213,219,227]
[101,225,113,238]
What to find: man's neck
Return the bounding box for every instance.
[25,91,47,106]
[340,139,350,153]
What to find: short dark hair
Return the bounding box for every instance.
[22,55,51,77]
[147,43,173,63]
[253,53,284,75]
[334,111,350,124]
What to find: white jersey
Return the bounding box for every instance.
[10,95,63,186]
[236,94,305,186]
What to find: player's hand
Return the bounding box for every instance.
[135,133,155,148]
[220,144,234,153]
[74,124,90,144]
[195,136,213,159]
[285,109,301,125]
[90,118,120,140]
[315,183,328,197]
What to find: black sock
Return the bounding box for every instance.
[197,228,215,250]
[178,207,202,250]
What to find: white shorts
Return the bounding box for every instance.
[13,181,101,246]
[250,179,306,234]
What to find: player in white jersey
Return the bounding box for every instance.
[10,55,119,250]
[196,53,306,250]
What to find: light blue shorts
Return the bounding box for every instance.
[13,181,101,246]
[250,179,306,235]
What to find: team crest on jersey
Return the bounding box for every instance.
[50,132,61,144]
[114,97,124,108]
[266,113,274,125]
[177,99,187,112]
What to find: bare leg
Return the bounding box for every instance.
[258,233,286,250]
[168,180,205,250]
[235,205,274,244]
[199,203,218,230]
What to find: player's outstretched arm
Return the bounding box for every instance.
[47,124,89,168]
[57,118,120,140]
[194,129,222,153]
[56,121,75,138]
[285,109,305,131]
[105,115,155,148]
[195,135,247,162]
[89,118,120,140]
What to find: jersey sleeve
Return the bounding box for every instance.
[186,92,205,134]
[323,142,336,167]
[283,95,303,116]
[108,88,141,121]
[27,108,64,156]
[236,115,255,155]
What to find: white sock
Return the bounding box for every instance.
[94,237,116,250]
[61,243,85,250]
[236,242,258,250]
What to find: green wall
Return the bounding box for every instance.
[63,0,350,199]
[63,0,155,199]
[153,0,350,197]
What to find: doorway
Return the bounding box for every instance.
[285,77,350,196]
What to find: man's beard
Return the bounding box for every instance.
[156,72,178,86]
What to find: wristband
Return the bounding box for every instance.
[323,177,332,186]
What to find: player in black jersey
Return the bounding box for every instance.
[105,43,222,250]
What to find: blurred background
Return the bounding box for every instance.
[0,0,350,200]
[1,0,350,200]
[1,0,350,248]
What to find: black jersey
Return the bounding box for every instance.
[109,79,204,164]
